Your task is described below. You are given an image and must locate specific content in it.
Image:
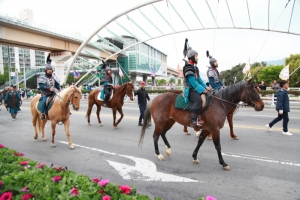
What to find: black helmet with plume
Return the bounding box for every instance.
[45,53,53,71]
[100,60,111,72]
[206,51,217,67]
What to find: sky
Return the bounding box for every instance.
[0,0,300,73]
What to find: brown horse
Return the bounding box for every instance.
[139,79,264,170]
[86,82,134,128]
[182,85,261,139]
[30,86,82,149]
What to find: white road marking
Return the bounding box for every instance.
[222,152,300,167]
[58,141,200,183]
[252,115,300,119]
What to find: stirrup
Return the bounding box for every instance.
[197,116,204,125]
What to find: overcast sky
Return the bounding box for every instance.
[0,0,299,73]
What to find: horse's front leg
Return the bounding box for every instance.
[227,114,238,139]
[183,125,190,135]
[115,107,124,127]
[112,108,117,128]
[96,104,103,126]
[51,121,56,147]
[63,119,74,149]
[212,130,230,170]
[192,130,209,164]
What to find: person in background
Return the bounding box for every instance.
[206,51,224,91]
[259,81,266,90]
[134,81,150,126]
[101,61,114,108]
[271,80,280,90]
[5,85,21,121]
[266,80,292,136]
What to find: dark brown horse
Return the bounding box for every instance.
[139,79,264,170]
[182,85,261,139]
[86,82,134,128]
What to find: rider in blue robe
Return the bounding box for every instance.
[99,61,114,107]
[5,85,21,120]
[206,51,224,91]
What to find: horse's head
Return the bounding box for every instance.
[242,79,264,111]
[68,85,82,111]
[125,81,135,101]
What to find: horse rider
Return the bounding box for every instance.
[37,53,61,120]
[206,51,224,91]
[183,39,211,127]
[101,61,114,107]
[5,85,21,120]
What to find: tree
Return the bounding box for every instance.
[0,65,9,86]
[169,78,175,83]
[157,79,166,85]
[257,65,284,86]
[285,54,300,87]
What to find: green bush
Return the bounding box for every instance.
[0,144,160,200]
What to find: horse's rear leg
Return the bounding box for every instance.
[115,107,124,128]
[63,119,74,149]
[227,114,238,140]
[51,121,56,147]
[161,119,175,157]
[212,131,230,170]
[153,125,165,161]
[86,102,94,126]
[40,120,47,141]
[183,125,190,135]
[96,104,103,126]
[192,130,210,164]
[32,112,39,139]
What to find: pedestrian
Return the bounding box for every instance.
[265,80,292,136]
[259,81,266,90]
[134,81,150,126]
[5,85,21,121]
[271,80,280,90]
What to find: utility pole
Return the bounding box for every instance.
[8,46,11,85]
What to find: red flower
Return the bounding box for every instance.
[51,176,61,182]
[19,161,29,166]
[14,152,25,156]
[98,179,109,187]
[36,163,45,168]
[99,189,104,194]
[22,194,34,200]
[0,192,12,200]
[102,195,111,200]
[92,178,100,183]
[119,185,132,194]
[54,167,63,171]
[0,181,3,187]
[70,187,78,196]
[0,144,4,148]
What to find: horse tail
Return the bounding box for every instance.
[139,101,152,147]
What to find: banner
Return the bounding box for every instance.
[279,65,289,80]
[243,58,251,74]
[149,65,156,77]
[74,70,80,79]
[119,67,124,77]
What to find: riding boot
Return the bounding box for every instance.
[190,113,198,128]
[197,114,204,125]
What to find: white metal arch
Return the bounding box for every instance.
[65,0,300,85]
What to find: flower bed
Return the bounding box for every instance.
[0,144,216,200]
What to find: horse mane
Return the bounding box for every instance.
[58,86,79,100]
[215,81,245,102]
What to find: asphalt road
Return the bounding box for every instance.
[0,99,300,200]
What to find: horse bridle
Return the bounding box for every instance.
[244,82,258,108]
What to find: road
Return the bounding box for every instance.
[0,99,300,200]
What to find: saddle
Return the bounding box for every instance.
[37,95,55,114]
[97,90,114,101]
[174,93,212,111]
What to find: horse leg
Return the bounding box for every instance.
[32,112,39,139]
[227,114,238,140]
[183,125,190,135]
[112,108,117,128]
[194,126,201,137]
[86,100,94,126]
[212,131,230,170]
[192,130,210,164]
[96,104,103,126]
[41,120,47,141]
[115,107,124,127]
[153,125,165,161]
[51,121,56,147]
[161,119,175,157]
[63,119,74,149]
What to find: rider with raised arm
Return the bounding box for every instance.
[183,39,211,128]
[37,53,61,120]
[206,51,224,91]
[101,61,114,107]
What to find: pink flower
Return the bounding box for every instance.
[20,161,29,166]
[0,181,3,187]
[22,193,34,200]
[92,178,100,183]
[51,176,61,182]
[14,152,25,156]
[99,189,104,194]
[0,144,4,148]
[98,179,109,187]
[36,163,45,168]
[22,187,28,192]
[102,195,111,200]
[119,185,132,194]
[0,192,12,200]
[70,187,78,196]
[206,196,217,200]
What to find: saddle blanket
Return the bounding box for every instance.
[37,96,55,114]
[97,90,114,101]
[174,93,212,111]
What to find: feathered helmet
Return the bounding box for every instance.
[183,38,198,65]
[45,53,53,71]
[206,51,217,67]
[100,60,111,72]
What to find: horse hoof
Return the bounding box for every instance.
[195,131,200,137]
[42,137,47,141]
[51,143,56,148]
[185,131,191,135]
[88,123,91,126]
[207,136,212,140]
[114,126,118,129]
[193,159,200,164]
[232,136,239,140]
[99,123,103,127]
[156,154,165,161]
[69,145,75,149]
[34,136,38,140]
[223,165,231,170]
[165,146,171,157]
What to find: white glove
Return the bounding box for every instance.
[279,110,283,115]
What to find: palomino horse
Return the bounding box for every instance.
[139,79,264,170]
[182,85,261,139]
[86,82,134,128]
[30,86,82,149]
